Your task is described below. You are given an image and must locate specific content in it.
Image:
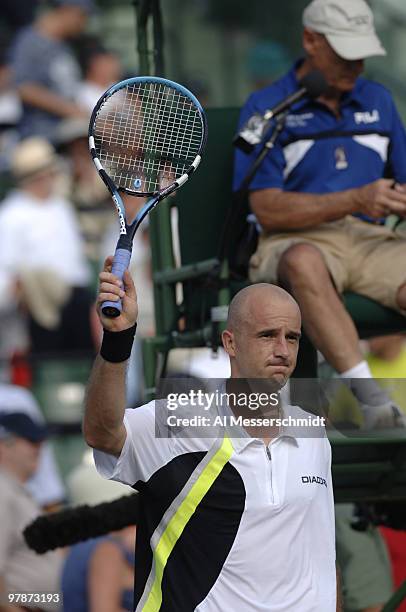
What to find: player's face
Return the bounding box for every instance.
[223,296,301,386]
[303,30,364,92]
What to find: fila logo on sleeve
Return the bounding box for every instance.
[354,110,380,124]
[301,475,327,487]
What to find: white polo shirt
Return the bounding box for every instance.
[94,399,336,611]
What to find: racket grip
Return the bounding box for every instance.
[102,248,132,318]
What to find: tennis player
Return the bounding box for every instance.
[84,263,337,611]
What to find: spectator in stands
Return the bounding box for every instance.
[62,527,136,612]
[66,448,134,506]
[75,38,122,113]
[0,383,65,510]
[335,503,393,612]
[365,334,406,609]
[0,137,93,354]
[234,0,406,429]
[380,523,406,612]
[62,450,136,612]
[55,117,112,263]
[8,0,94,140]
[0,412,63,609]
[0,37,21,177]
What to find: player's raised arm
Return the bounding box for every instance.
[83,257,138,458]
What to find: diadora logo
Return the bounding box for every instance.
[112,195,127,235]
[354,110,380,124]
[301,475,327,487]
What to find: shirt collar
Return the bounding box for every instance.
[285,58,364,112]
[340,78,365,108]
[215,380,300,454]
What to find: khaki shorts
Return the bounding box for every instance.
[249,216,406,312]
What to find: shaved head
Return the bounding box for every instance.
[222,283,301,381]
[227,283,300,332]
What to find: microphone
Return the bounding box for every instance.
[23,494,139,553]
[233,70,328,154]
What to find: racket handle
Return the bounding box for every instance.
[102,248,132,318]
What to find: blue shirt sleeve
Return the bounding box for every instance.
[233,93,286,192]
[387,97,406,183]
[10,29,50,87]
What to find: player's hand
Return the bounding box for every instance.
[97,256,138,332]
[352,179,406,218]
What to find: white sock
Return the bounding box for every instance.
[339,360,372,379]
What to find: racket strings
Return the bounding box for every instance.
[93,82,203,193]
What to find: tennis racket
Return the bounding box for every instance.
[89,76,207,317]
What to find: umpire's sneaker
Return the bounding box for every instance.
[360,401,406,430]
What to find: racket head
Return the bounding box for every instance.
[88,76,207,200]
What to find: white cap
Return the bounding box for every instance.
[303,0,386,60]
[55,117,89,149]
[67,450,134,506]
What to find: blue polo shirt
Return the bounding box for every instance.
[233,62,406,223]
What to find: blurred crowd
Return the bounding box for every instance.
[0,3,142,608]
[0,0,154,395]
[0,384,137,611]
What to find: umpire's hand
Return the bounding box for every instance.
[354,178,406,218]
